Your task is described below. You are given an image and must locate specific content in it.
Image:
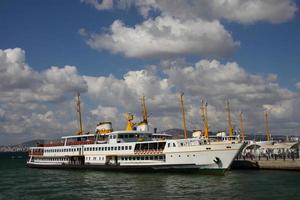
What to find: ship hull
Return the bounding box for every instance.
[26,162,227,175]
[27,135,244,175]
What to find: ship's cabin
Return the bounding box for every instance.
[61,134,98,145]
[107,131,172,144]
[108,131,152,144]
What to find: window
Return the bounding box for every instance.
[121,146,124,150]
[173,143,176,147]
[125,146,128,150]
[108,147,110,151]
[118,146,121,150]
[129,146,132,150]
[114,147,117,150]
[168,143,170,147]
[105,147,107,151]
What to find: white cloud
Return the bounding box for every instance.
[99,0,297,24]
[81,58,300,135]
[0,48,88,103]
[81,0,114,10]
[80,0,297,59]
[1,47,300,144]
[82,16,239,58]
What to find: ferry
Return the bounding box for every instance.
[27,94,244,174]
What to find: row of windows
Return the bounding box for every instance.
[34,157,69,161]
[120,155,165,161]
[45,148,81,153]
[84,146,132,152]
[84,155,165,161]
[86,156,104,161]
[170,154,196,158]
[44,145,133,153]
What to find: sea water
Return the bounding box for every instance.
[0,153,299,200]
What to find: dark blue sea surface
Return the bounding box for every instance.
[0,153,299,200]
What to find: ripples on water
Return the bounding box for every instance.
[0,157,299,200]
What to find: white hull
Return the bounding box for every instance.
[27,137,243,174]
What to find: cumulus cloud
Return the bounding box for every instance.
[81,0,114,10]
[131,0,297,24]
[82,16,239,58]
[81,0,297,59]
[0,48,88,144]
[1,47,300,144]
[79,58,300,136]
[0,48,88,103]
[86,0,297,24]
[295,82,300,89]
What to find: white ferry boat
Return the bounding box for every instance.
[27,130,243,174]
[27,94,244,174]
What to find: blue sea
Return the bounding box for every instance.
[0,153,299,200]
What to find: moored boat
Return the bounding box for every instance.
[27,94,244,174]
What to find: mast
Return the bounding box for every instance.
[226,100,234,138]
[200,99,209,138]
[264,110,271,141]
[240,112,245,142]
[76,92,83,135]
[180,93,188,139]
[141,95,148,124]
[204,101,209,138]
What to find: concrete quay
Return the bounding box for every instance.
[231,159,300,171]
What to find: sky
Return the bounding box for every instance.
[1,0,300,145]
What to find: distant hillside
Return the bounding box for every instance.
[21,139,46,148]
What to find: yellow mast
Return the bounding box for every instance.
[200,99,209,138]
[239,112,245,142]
[204,101,209,138]
[226,100,234,138]
[76,92,83,135]
[141,95,148,124]
[264,110,271,141]
[180,93,188,139]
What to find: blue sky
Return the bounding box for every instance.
[1,0,300,145]
[1,0,300,85]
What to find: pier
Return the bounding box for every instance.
[232,141,300,170]
[232,159,300,171]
